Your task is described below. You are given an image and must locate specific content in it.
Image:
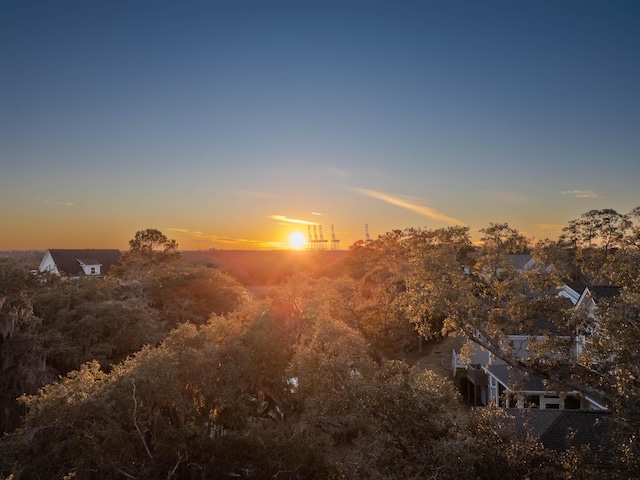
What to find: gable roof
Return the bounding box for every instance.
[45,249,122,276]
[576,285,622,309]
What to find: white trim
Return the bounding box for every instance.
[583,395,608,411]
[558,284,582,305]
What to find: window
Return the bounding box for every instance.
[543,395,562,409]
[90,267,96,274]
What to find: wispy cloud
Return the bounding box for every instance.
[268,215,316,225]
[311,212,323,216]
[561,190,603,199]
[168,228,284,249]
[349,187,464,225]
[35,199,74,206]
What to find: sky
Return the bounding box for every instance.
[2,0,639,250]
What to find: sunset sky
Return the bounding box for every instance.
[2,1,639,250]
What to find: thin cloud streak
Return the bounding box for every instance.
[561,190,603,199]
[36,199,75,206]
[169,228,283,249]
[349,187,464,225]
[268,215,316,225]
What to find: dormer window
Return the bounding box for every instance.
[77,258,102,276]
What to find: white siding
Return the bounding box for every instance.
[38,250,59,275]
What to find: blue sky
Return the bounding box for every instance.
[2,0,639,249]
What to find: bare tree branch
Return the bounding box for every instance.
[131,378,154,463]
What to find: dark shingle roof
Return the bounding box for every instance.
[588,286,621,301]
[47,249,121,276]
[506,409,616,460]
[77,257,102,266]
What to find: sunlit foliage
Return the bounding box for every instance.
[2,210,639,478]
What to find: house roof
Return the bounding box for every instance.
[505,409,616,460]
[588,285,621,301]
[486,364,546,392]
[505,254,534,271]
[566,283,621,301]
[566,282,587,297]
[46,249,122,276]
[77,258,103,267]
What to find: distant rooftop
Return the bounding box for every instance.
[505,254,534,272]
[43,249,121,276]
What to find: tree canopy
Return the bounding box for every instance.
[2,211,639,479]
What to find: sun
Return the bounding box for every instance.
[288,231,307,249]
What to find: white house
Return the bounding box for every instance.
[39,249,122,277]
[453,334,607,410]
[452,277,615,411]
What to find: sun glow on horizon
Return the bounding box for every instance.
[289,231,307,249]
